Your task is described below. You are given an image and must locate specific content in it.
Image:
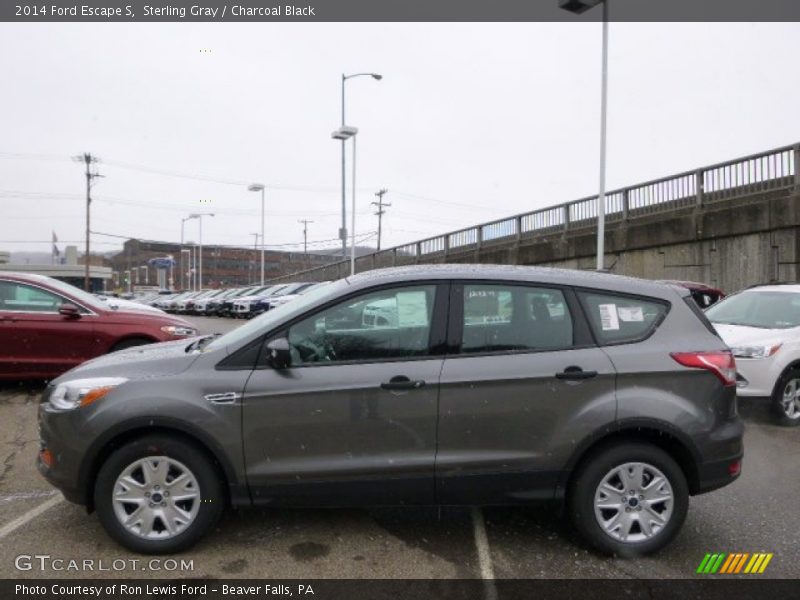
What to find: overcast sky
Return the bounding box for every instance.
[1,22,799,257]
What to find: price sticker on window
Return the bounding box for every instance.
[598,303,620,330]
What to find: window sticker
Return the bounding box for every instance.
[617,306,644,322]
[598,303,620,330]
[396,291,429,327]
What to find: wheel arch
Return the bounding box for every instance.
[79,417,245,512]
[557,419,702,498]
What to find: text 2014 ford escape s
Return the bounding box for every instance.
[37,266,743,556]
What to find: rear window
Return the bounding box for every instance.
[578,291,669,345]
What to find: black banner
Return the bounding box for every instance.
[3,580,800,600]
[3,0,800,23]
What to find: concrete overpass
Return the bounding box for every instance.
[270,143,800,293]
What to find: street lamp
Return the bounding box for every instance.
[189,212,214,289]
[180,215,199,290]
[338,72,382,259]
[250,233,259,284]
[332,126,359,275]
[248,184,266,285]
[559,0,608,271]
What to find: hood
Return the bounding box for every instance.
[713,323,785,348]
[51,337,201,384]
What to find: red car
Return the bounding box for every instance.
[0,272,197,379]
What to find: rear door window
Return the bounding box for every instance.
[459,284,574,353]
[578,291,668,345]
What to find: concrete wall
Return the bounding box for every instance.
[267,187,800,294]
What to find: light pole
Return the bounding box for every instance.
[189,212,214,290]
[338,72,382,259]
[559,0,608,271]
[248,184,266,285]
[180,215,198,291]
[332,126,359,275]
[250,232,259,284]
[179,249,190,290]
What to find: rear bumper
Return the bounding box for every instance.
[692,418,744,495]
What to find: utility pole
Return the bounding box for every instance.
[371,188,389,251]
[298,220,313,255]
[73,153,102,292]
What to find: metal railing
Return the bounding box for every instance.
[270,143,799,282]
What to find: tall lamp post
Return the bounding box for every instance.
[250,232,260,284]
[188,212,214,290]
[180,215,198,291]
[338,72,382,259]
[248,184,266,285]
[559,0,608,271]
[332,126,359,275]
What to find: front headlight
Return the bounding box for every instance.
[730,343,782,359]
[160,325,197,336]
[50,377,128,411]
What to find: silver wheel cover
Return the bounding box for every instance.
[112,456,201,540]
[593,461,674,543]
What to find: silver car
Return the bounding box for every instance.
[38,265,743,556]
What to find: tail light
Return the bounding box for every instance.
[670,350,737,386]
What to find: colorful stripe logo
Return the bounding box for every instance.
[696,553,773,574]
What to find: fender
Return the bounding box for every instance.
[554,417,702,499]
[77,415,248,509]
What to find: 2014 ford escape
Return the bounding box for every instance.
[37,265,743,556]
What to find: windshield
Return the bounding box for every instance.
[706,290,800,329]
[204,279,348,352]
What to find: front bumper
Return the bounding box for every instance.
[37,396,91,506]
[734,356,782,397]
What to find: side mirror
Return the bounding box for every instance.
[265,337,291,370]
[58,303,81,318]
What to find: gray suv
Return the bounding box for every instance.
[38,266,743,556]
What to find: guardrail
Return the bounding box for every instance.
[270,143,800,282]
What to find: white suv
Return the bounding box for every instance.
[706,284,800,426]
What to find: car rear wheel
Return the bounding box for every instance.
[568,442,688,557]
[772,369,800,427]
[94,435,225,554]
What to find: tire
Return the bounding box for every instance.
[110,337,152,353]
[94,434,225,554]
[771,368,800,427]
[568,442,689,557]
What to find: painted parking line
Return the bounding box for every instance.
[0,494,62,540]
[0,491,59,504]
[470,507,498,600]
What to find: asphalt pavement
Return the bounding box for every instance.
[0,315,797,580]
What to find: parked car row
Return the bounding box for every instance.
[130,281,328,318]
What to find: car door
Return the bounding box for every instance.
[242,282,448,506]
[0,279,97,377]
[436,281,617,504]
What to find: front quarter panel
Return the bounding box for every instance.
[41,352,249,507]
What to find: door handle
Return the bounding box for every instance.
[555,366,598,381]
[381,376,426,391]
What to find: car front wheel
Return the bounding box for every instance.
[568,442,689,557]
[772,368,800,427]
[94,435,225,554]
